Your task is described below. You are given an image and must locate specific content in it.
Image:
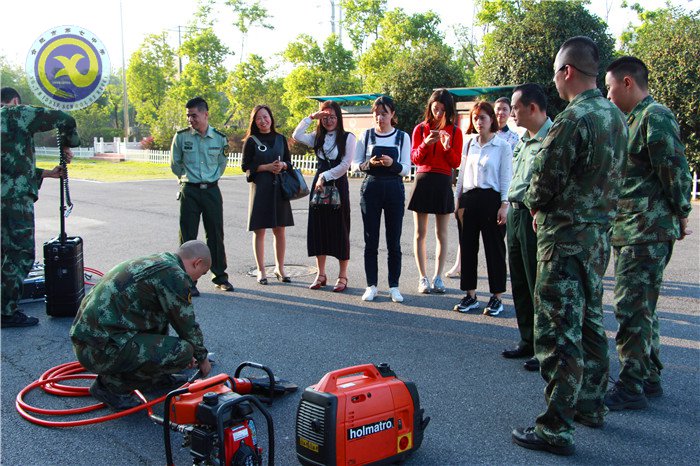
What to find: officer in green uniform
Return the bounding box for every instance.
[501,83,552,372]
[1,87,79,328]
[512,37,628,456]
[170,97,233,296]
[70,240,213,410]
[603,56,692,410]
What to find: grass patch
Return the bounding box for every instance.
[36,156,242,182]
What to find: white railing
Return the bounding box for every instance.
[35,146,95,158]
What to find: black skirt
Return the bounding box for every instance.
[307,173,351,260]
[247,171,294,231]
[407,172,455,214]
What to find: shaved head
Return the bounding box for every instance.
[178,240,211,267]
[556,36,599,78]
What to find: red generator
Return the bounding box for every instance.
[296,363,430,465]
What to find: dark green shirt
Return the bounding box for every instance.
[1,105,79,201]
[70,252,208,362]
[611,95,692,246]
[507,118,553,203]
[524,89,628,260]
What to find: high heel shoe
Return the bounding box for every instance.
[333,277,348,293]
[274,270,291,283]
[256,271,268,285]
[309,274,327,290]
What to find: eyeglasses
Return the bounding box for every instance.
[322,116,338,122]
[555,63,598,78]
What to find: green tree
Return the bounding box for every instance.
[224,54,288,149]
[171,28,231,127]
[475,0,614,115]
[0,57,41,106]
[358,9,464,130]
[126,33,177,130]
[621,5,700,171]
[282,34,360,127]
[340,0,387,53]
[225,0,273,61]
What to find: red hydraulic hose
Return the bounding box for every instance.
[16,361,166,427]
[84,266,104,286]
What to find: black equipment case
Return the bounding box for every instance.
[44,236,84,317]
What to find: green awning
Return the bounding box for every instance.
[307,93,386,103]
[442,86,518,98]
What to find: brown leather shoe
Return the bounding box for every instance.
[333,277,348,292]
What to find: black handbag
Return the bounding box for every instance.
[310,183,341,209]
[279,168,310,200]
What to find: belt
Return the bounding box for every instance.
[509,201,527,209]
[183,181,218,189]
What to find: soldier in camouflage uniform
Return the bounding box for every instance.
[70,240,213,410]
[1,87,79,328]
[603,56,693,410]
[512,37,628,456]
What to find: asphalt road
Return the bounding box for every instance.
[2,175,699,465]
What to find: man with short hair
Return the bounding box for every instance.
[170,97,233,295]
[70,240,213,410]
[494,96,520,150]
[501,84,552,372]
[604,56,692,410]
[1,87,79,328]
[512,36,628,456]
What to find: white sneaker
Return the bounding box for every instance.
[362,286,378,301]
[389,287,404,303]
[417,276,431,294]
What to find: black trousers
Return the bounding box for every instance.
[360,176,405,288]
[459,188,506,294]
[179,183,228,284]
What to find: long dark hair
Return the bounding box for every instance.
[423,89,455,129]
[243,105,276,141]
[313,100,349,159]
[371,95,398,126]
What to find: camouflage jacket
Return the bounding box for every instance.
[1,105,79,201]
[70,253,208,362]
[523,89,628,260]
[611,96,692,246]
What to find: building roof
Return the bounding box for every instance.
[307,93,386,103]
[442,86,518,98]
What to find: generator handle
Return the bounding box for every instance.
[215,394,274,466]
[315,364,382,392]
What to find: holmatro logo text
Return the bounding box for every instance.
[347,418,395,440]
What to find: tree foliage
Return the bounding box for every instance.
[282,34,361,127]
[225,0,273,61]
[358,9,465,130]
[621,5,700,171]
[475,0,615,115]
[126,33,177,130]
[341,0,387,53]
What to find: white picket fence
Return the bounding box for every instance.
[35,146,95,158]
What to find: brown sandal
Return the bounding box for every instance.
[309,274,327,290]
[333,277,348,293]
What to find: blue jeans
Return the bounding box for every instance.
[360,176,405,288]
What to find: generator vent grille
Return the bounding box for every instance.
[296,400,326,445]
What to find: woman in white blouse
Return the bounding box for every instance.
[351,96,411,303]
[293,101,356,292]
[453,101,512,316]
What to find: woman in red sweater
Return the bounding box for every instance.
[408,89,463,294]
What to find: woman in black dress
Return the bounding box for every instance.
[292,101,356,292]
[241,105,294,285]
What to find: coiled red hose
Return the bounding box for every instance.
[16,361,164,427]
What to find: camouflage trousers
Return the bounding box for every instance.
[74,333,194,394]
[1,198,36,317]
[534,233,610,447]
[613,241,672,394]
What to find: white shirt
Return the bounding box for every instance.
[455,133,513,201]
[292,117,356,181]
[350,127,411,177]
